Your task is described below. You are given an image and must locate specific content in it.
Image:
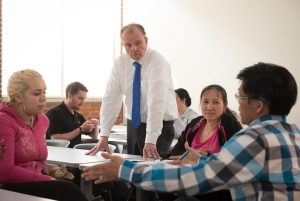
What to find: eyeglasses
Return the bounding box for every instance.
[235,93,249,100]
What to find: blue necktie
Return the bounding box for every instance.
[132,62,141,128]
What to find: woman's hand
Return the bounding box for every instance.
[171,142,201,166]
[42,163,60,175]
[196,149,208,156]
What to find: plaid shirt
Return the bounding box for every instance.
[119,115,300,200]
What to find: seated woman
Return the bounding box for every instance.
[0,69,88,201]
[171,84,242,156]
[173,88,199,139]
[167,84,242,201]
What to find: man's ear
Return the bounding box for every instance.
[66,92,72,99]
[255,100,269,116]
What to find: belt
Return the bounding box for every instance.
[128,119,174,125]
[163,120,174,125]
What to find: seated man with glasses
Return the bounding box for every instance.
[82,62,300,201]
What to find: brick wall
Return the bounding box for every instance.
[44,100,124,125]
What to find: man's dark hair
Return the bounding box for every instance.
[65,82,88,98]
[237,62,297,115]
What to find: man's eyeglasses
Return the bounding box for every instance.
[235,93,249,100]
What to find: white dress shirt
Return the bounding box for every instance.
[99,48,178,144]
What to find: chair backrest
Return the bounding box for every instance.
[73,143,116,153]
[46,139,70,148]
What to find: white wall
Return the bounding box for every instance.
[123,0,300,125]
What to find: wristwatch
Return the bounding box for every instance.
[78,126,83,134]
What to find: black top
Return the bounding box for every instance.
[171,112,242,156]
[46,102,86,148]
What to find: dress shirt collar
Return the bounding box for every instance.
[130,47,150,66]
[249,114,287,127]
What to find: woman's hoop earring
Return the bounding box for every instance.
[23,104,26,112]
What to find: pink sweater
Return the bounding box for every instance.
[0,102,52,184]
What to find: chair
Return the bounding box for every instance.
[46,139,70,148]
[73,143,116,153]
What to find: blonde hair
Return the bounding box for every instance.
[7,69,42,104]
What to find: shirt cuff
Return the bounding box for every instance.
[99,128,110,137]
[145,133,159,144]
[118,160,137,182]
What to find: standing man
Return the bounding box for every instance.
[88,23,177,159]
[46,82,99,148]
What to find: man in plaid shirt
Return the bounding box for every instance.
[82,62,300,201]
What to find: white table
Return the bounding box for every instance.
[79,155,143,171]
[46,146,108,167]
[0,189,55,201]
[46,146,142,201]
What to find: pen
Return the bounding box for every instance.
[179,151,188,160]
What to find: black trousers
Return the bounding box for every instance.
[127,119,175,201]
[127,119,175,159]
[2,180,88,201]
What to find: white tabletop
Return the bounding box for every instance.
[0,189,55,201]
[46,146,108,167]
[46,146,141,167]
[78,153,143,170]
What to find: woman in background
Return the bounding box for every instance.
[0,69,87,201]
[173,88,199,139]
